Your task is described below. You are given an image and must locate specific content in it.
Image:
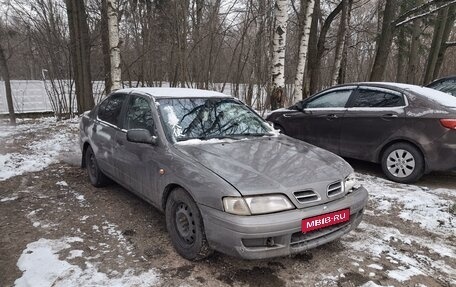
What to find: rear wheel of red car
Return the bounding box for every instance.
[85,146,110,187]
[165,188,212,261]
[381,143,424,183]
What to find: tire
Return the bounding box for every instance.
[85,146,110,187]
[381,142,425,183]
[165,188,213,260]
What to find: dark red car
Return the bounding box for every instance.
[266,82,456,183]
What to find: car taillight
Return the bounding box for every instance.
[440,119,456,130]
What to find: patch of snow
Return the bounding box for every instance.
[68,250,84,259]
[357,173,455,236]
[0,124,77,181]
[14,237,159,287]
[387,266,424,282]
[56,181,68,187]
[360,281,393,287]
[175,138,241,145]
[367,264,383,270]
[343,222,456,285]
[1,196,18,202]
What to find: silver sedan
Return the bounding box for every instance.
[79,88,368,260]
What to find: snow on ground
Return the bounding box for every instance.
[14,237,159,287]
[340,172,456,284]
[357,173,455,237]
[0,117,79,181]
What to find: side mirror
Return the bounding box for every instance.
[295,101,306,111]
[127,129,157,145]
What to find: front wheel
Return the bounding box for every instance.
[165,188,213,260]
[381,143,424,183]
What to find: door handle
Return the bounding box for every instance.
[327,114,338,119]
[283,113,294,118]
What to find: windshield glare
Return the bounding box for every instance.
[157,98,273,142]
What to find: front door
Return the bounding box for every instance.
[286,87,355,154]
[114,95,161,202]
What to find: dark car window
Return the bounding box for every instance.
[124,96,155,134]
[306,90,352,109]
[352,89,405,108]
[427,78,456,96]
[98,94,127,126]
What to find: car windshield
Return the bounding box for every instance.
[156,97,274,142]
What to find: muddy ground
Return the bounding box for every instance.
[0,119,455,287]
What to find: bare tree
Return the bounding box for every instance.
[370,0,397,81]
[292,0,316,103]
[269,0,289,110]
[0,38,16,125]
[66,0,94,113]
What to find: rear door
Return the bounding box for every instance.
[284,87,355,154]
[92,93,128,177]
[339,86,407,161]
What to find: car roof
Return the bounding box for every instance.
[112,87,232,99]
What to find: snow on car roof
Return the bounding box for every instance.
[112,87,232,99]
[365,82,456,108]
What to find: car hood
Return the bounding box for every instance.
[175,135,352,196]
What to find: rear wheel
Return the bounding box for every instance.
[381,143,424,183]
[85,146,110,187]
[165,188,212,260]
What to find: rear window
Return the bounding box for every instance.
[351,89,405,108]
[427,78,456,96]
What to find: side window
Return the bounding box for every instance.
[352,89,405,108]
[98,94,126,126]
[125,96,155,135]
[307,90,352,109]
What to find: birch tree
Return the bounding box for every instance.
[270,0,289,110]
[292,0,315,103]
[107,0,121,91]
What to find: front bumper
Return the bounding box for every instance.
[200,186,368,260]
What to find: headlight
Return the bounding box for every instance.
[344,173,360,193]
[223,195,294,215]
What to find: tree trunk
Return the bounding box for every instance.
[107,0,122,91]
[305,0,319,97]
[66,0,94,114]
[292,0,316,103]
[332,0,351,85]
[433,4,456,80]
[269,0,289,110]
[311,1,343,94]
[101,0,112,96]
[370,0,397,82]
[0,43,16,125]
[395,2,408,83]
[423,7,449,84]
[406,16,421,84]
